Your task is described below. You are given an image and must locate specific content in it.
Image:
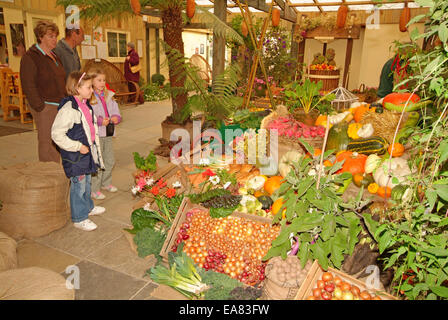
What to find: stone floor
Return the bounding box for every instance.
[0,100,173,300]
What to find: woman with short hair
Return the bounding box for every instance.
[20,20,66,163]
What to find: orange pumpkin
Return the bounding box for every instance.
[264,176,284,195]
[130,0,141,15]
[186,0,196,19]
[336,5,348,29]
[354,104,370,123]
[306,148,322,158]
[323,160,333,167]
[241,21,249,37]
[377,186,392,199]
[335,151,367,176]
[272,8,281,27]
[399,5,410,32]
[388,143,405,157]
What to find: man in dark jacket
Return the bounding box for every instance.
[54,27,84,79]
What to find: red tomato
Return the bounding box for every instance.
[321,291,332,300]
[312,288,322,299]
[317,280,325,289]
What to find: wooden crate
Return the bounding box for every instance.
[295,260,398,300]
[159,197,273,265]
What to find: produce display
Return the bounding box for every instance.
[306,271,385,300]
[172,208,281,285]
[266,116,326,139]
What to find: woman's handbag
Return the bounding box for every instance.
[106,122,115,137]
[130,64,142,73]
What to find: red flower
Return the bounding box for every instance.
[150,186,160,196]
[202,169,216,178]
[156,178,167,188]
[165,188,176,199]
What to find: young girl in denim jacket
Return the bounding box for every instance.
[51,71,106,231]
[88,68,122,200]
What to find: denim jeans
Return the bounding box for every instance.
[69,174,94,223]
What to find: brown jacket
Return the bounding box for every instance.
[20,44,66,112]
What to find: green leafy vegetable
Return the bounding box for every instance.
[133,150,157,172]
[133,227,167,261]
[187,188,231,204]
[201,270,242,300]
[209,205,239,218]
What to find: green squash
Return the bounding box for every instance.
[257,195,273,210]
[327,122,350,154]
[391,184,408,202]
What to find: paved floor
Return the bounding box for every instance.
[0,100,173,300]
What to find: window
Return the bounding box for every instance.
[106,30,129,61]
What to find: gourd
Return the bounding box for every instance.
[388,143,405,157]
[130,0,141,14]
[241,21,249,37]
[279,150,303,178]
[354,104,370,122]
[382,92,421,112]
[246,175,266,191]
[364,154,382,174]
[399,5,410,32]
[336,5,348,28]
[347,136,388,155]
[272,8,281,27]
[264,176,285,195]
[186,0,196,18]
[257,195,273,210]
[327,122,350,154]
[373,157,411,189]
[357,123,374,139]
[391,185,408,202]
[335,151,367,176]
[353,173,374,188]
[347,123,363,139]
[328,111,350,125]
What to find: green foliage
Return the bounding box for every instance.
[262,27,300,86]
[363,0,448,301]
[141,83,170,102]
[151,73,166,86]
[133,227,166,260]
[265,140,370,270]
[201,270,242,300]
[284,79,336,114]
[208,205,239,219]
[187,188,231,203]
[124,208,158,234]
[232,109,266,130]
[133,150,157,172]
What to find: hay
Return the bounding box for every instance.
[360,110,408,144]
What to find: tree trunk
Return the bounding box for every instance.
[161,6,188,124]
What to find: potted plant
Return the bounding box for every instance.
[283,78,335,126]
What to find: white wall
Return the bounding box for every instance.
[302,23,425,91]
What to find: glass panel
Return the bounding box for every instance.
[348,4,375,11]
[316,0,342,2]
[321,6,340,11]
[107,32,118,57]
[378,3,405,10]
[119,33,127,57]
[295,6,320,12]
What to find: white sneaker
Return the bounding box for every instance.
[74,219,97,231]
[102,185,118,193]
[89,206,106,216]
[91,191,106,200]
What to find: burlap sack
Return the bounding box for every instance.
[0,267,74,300]
[0,162,70,240]
[0,232,17,272]
[262,256,312,300]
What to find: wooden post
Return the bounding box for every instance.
[323,43,327,56]
[343,38,354,88]
[212,0,227,92]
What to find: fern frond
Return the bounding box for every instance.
[194,7,244,46]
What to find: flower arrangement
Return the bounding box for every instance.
[131,176,182,199]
